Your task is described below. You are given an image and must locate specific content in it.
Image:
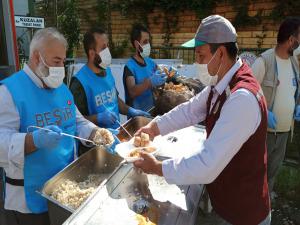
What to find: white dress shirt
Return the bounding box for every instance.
[154,59,262,185]
[0,64,97,213]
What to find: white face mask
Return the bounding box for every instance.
[138,42,151,58]
[99,47,112,69]
[195,51,221,86]
[37,54,65,88]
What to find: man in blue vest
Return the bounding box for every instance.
[0,28,112,225]
[70,28,150,154]
[123,24,167,112]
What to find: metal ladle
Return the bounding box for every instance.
[27,125,103,147]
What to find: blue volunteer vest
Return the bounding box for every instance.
[75,65,119,128]
[124,57,156,111]
[1,70,76,213]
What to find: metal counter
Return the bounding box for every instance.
[63,125,206,225]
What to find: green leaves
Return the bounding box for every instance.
[57,0,81,57]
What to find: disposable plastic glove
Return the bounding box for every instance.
[295,105,300,121]
[105,128,120,154]
[267,110,277,129]
[168,66,179,78]
[97,110,118,127]
[150,70,167,87]
[32,125,62,149]
[128,107,151,118]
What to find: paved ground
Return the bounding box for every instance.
[271,194,300,225]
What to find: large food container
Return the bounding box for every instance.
[63,162,203,225]
[62,124,206,225]
[41,147,123,225]
[42,116,206,225]
[41,116,151,225]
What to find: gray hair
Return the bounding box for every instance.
[29,27,68,58]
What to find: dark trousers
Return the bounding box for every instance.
[266,131,289,193]
[4,210,50,225]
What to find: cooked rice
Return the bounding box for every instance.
[51,174,104,210]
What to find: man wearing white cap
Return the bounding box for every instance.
[133,15,271,224]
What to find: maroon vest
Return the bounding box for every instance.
[205,63,270,225]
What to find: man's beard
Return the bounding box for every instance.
[35,61,49,78]
[93,54,102,69]
[288,41,299,56]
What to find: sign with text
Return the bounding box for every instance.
[15,16,45,29]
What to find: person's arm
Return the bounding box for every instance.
[69,78,98,124]
[161,89,261,185]
[154,86,210,135]
[251,57,266,84]
[124,66,152,99]
[85,114,98,125]
[0,85,27,171]
[24,134,36,154]
[118,96,129,115]
[75,107,98,142]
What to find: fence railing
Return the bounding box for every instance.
[19,47,269,68]
[151,46,195,64]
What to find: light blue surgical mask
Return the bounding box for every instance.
[138,42,151,58]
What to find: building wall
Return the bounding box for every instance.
[36,0,281,58]
[109,0,279,48]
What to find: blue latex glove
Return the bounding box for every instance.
[295,105,300,121]
[150,70,167,87]
[267,110,277,129]
[168,66,179,77]
[97,109,118,127]
[32,125,62,149]
[106,128,120,154]
[128,107,151,118]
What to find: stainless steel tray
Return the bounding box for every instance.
[63,125,207,225]
[117,116,152,142]
[41,116,151,225]
[63,163,203,225]
[41,147,123,225]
